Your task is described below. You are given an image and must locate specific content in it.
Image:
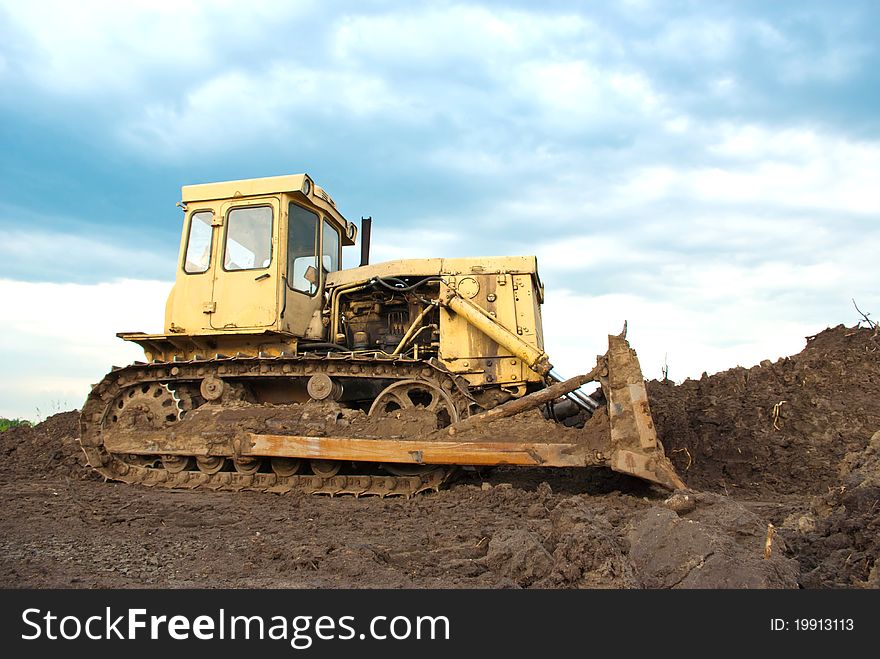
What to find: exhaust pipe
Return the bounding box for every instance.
[360,216,372,267]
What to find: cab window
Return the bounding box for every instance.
[323,220,340,273]
[224,206,273,271]
[288,203,319,295]
[183,210,213,274]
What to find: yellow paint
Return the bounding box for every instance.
[123,174,547,391]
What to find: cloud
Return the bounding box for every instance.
[510,62,665,133]
[119,65,405,158]
[542,289,821,385]
[2,2,208,96]
[0,221,174,283]
[363,225,464,266]
[4,1,877,180]
[607,124,880,216]
[332,6,601,69]
[0,278,170,419]
[114,6,645,160]
[0,0,314,97]
[647,17,738,62]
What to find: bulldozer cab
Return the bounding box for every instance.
[169,174,356,338]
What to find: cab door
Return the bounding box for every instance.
[210,196,280,330]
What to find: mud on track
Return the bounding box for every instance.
[1,325,878,589]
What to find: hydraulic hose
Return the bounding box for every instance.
[372,276,441,293]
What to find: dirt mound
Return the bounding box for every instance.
[541,496,639,588]
[484,529,554,586]
[0,412,94,482]
[648,325,880,497]
[481,491,642,589]
[628,491,799,588]
[477,489,798,589]
[785,430,880,588]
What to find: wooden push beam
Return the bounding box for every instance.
[246,433,594,467]
[103,430,597,467]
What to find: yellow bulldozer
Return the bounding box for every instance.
[79,174,684,496]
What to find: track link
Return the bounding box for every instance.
[98,458,453,497]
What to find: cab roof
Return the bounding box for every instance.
[181,174,357,246]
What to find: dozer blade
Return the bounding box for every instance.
[434,332,685,489]
[601,334,685,490]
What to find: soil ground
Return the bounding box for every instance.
[1,324,878,589]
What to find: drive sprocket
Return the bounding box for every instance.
[103,382,184,431]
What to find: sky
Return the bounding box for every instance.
[0,0,878,419]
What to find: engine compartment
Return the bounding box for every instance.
[338,277,441,357]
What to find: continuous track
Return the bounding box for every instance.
[79,353,474,497]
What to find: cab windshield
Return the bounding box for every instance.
[288,203,319,294]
